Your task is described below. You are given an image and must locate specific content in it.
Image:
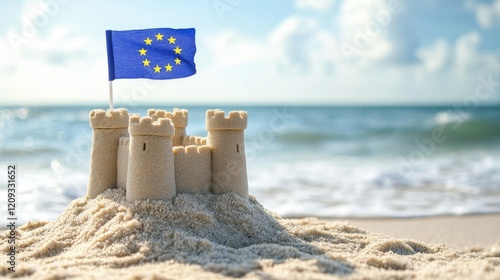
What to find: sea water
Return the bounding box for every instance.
[1,105,499,223]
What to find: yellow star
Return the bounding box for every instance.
[138,48,147,56]
[154,65,161,73]
[155,33,164,41]
[142,59,150,67]
[174,57,181,65]
[168,36,176,44]
[165,63,173,72]
[144,37,153,45]
[173,46,182,54]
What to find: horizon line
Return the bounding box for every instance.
[1,102,500,108]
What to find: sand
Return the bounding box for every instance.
[87,109,129,199]
[126,116,176,202]
[343,214,500,250]
[1,190,499,279]
[206,110,249,199]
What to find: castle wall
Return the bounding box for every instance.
[148,108,188,147]
[116,137,129,190]
[87,109,129,199]
[173,145,212,194]
[206,110,249,199]
[181,135,207,146]
[126,116,176,202]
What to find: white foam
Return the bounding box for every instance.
[0,167,87,225]
[250,152,500,218]
[433,111,470,126]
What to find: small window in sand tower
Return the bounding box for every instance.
[143,143,146,151]
[236,144,239,153]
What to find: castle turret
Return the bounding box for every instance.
[206,110,248,199]
[87,109,129,199]
[126,116,176,202]
[148,108,188,147]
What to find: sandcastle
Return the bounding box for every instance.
[87,108,248,202]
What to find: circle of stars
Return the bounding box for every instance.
[138,33,183,74]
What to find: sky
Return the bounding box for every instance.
[0,0,500,106]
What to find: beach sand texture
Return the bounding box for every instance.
[1,189,499,279]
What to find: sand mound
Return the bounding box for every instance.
[1,189,499,279]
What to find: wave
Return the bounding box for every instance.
[433,111,471,126]
[249,152,500,218]
[429,114,500,145]
[0,146,62,156]
[274,131,335,144]
[267,116,500,148]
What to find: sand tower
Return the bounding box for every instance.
[148,108,188,147]
[116,136,130,190]
[206,110,248,199]
[87,109,129,199]
[126,116,176,202]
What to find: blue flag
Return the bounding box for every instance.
[106,28,196,81]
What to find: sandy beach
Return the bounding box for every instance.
[340,214,500,250]
[1,189,499,279]
[3,214,498,250]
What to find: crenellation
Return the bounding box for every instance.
[206,110,247,131]
[173,144,212,155]
[182,135,207,146]
[147,109,168,120]
[90,108,129,128]
[149,108,188,146]
[129,116,175,137]
[87,108,249,201]
[148,108,188,128]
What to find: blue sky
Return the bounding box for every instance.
[0,0,499,106]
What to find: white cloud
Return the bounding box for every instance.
[2,1,500,106]
[467,0,500,28]
[207,14,344,77]
[337,0,417,66]
[339,0,388,26]
[266,0,418,74]
[203,31,268,68]
[416,31,500,76]
[455,32,481,74]
[269,16,320,74]
[201,5,500,105]
[0,25,103,105]
[24,26,94,64]
[294,0,336,11]
[416,39,451,72]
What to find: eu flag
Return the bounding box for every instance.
[106,28,196,81]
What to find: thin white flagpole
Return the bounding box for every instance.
[108,81,114,110]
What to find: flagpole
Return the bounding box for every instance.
[108,81,114,110]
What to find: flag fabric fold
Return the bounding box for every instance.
[106,28,196,81]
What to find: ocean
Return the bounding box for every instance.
[1,105,499,223]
